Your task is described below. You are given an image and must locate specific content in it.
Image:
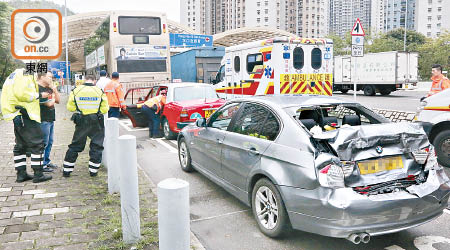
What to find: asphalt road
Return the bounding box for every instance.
[119,121,450,250]
[333,90,427,112]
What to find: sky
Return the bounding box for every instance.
[49,0,180,21]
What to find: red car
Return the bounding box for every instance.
[122,83,226,139]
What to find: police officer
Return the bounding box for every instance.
[0,69,52,183]
[62,75,109,177]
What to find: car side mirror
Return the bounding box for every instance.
[196,118,207,127]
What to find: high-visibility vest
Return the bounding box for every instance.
[428,74,450,97]
[67,83,109,115]
[0,69,41,122]
[138,95,166,113]
[104,80,125,108]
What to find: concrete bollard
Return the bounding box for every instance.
[106,118,120,194]
[102,114,109,167]
[158,178,190,250]
[118,135,141,244]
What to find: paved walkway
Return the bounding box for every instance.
[0,96,158,250]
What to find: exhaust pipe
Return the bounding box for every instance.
[360,233,370,244]
[347,234,362,244]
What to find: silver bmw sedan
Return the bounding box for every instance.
[177,95,450,244]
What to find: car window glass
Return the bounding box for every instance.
[218,65,225,82]
[247,53,264,73]
[311,48,322,69]
[325,105,372,125]
[231,103,268,139]
[234,56,240,72]
[260,112,280,141]
[150,86,159,98]
[209,103,241,130]
[293,47,304,69]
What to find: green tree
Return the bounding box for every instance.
[367,28,427,53]
[327,33,351,56]
[0,2,23,88]
[84,19,110,55]
[417,32,450,80]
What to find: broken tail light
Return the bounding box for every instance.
[318,164,345,188]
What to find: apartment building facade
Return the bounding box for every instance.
[415,0,449,38]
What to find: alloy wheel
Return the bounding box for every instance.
[179,141,188,168]
[254,186,279,230]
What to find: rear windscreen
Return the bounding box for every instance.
[119,16,161,35]
[174,86,218,102]
[117,59,167,73]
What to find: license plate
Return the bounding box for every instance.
[357,156,404,175]
[204,109,216,118]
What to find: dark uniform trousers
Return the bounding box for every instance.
[13,115,45,171]
[63,114,104,174]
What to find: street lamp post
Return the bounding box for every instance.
[403,0,408,51]
[64,0,69,93]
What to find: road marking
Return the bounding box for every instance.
[166,139,178,147]
[444,209,450,215]
[118,120,148,132]
[191,209,250,223]
[154,138,178,154]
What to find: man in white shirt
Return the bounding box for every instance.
[95,70,110,91]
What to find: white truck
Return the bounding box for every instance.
[333,51,418,96]
[415,88,450,167]
[210,37,334,99]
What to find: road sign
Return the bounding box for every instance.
[48,61,71,79]
[351,45,364,57]
[351,18,365,36]
[169,33,213,47]
[352,36,364,46]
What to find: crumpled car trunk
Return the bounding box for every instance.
[327,122,430,188]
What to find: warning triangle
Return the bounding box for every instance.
[351,18,365,36]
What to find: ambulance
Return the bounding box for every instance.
[210,37,334,99]
[415,88,450,167]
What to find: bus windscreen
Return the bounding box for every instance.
[119,16,161,35]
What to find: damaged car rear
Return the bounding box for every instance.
[177,95,450,244]
[284,97,450,243]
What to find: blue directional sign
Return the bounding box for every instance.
[48,61,71,79]
[170,33,213,47]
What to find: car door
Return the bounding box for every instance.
[122,87,152,127]
[190,102,242,176]
[221,103,280,191]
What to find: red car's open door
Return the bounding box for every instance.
[121,87,152,127]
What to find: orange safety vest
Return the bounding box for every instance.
[104,80,125,108]
[140,95,166,113]
[428,74,450,97]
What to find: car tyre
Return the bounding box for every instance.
[178,137,194,172]
[433,130,450,168]
[252,178,290,238]
[340,89,349,94]
[163,118,177,140]
[363,85,376,96]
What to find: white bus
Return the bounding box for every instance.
[84,11,171,91]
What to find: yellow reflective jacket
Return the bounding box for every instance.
[67,83,109,115]
[1,69,41,122]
